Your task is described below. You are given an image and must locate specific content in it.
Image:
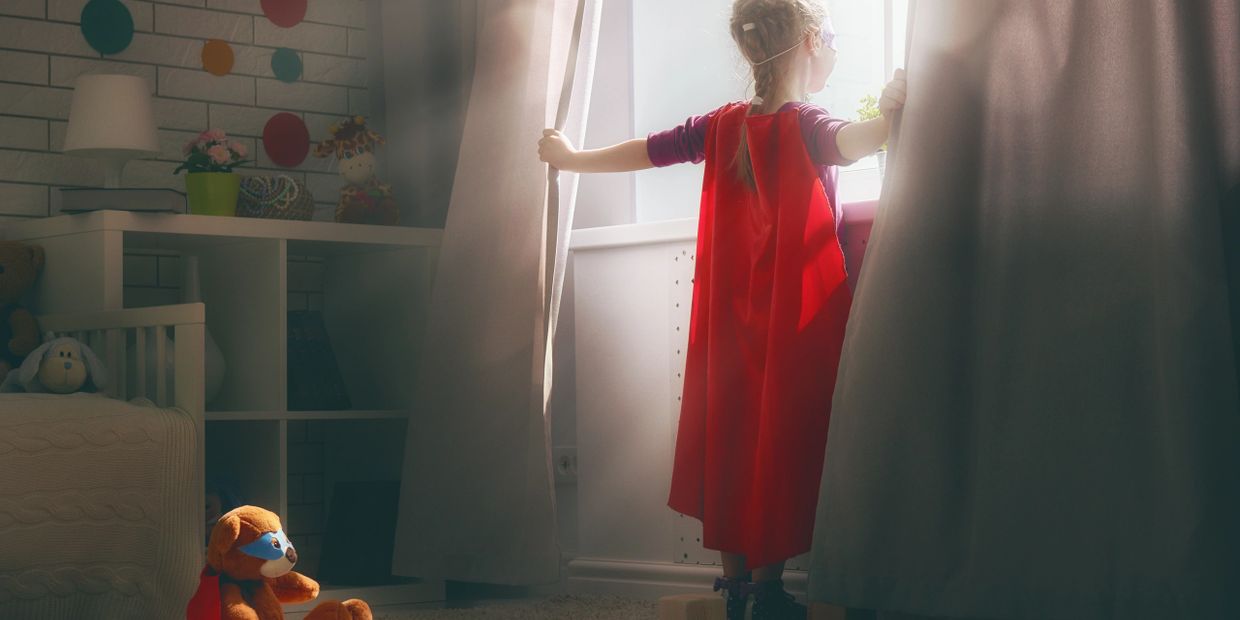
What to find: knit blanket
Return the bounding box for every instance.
[0,394,200,619]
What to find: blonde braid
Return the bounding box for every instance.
[730,0,827,187]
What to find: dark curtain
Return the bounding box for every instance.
[809,2,1240,619]
[391,0,602,585]
[375,0,478,228]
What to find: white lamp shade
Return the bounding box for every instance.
[63,74,160,156]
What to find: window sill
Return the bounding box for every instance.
[570,199,879,252]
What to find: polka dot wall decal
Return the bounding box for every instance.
[271,47,302,83]
[260,0,308,28]
[80,0,134,55]
[262,112,311,168]
[201,39,235,76]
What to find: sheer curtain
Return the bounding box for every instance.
[391,0,602,585]
[809,2,1240,618]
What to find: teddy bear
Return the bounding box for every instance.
[187,505,371,620]
[0,241,45,379]
[0,336,107,394]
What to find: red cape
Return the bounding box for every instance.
[185,566,221,620]
[668,102,852,568]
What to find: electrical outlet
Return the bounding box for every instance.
[552,446,578,485]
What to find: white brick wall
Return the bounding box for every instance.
[0,0,375,219]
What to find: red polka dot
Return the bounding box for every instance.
[262,113,310,168]
[260,0,307,28]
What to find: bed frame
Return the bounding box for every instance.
[36,302,207,545]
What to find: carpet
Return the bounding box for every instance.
[376,594,659,619]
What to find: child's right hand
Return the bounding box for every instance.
[879,69,907,119]
[539,129,578,170]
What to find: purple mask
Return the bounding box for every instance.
[820,15,837,51]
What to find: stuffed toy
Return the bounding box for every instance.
[0,336,107,394]
[313,116,399,226]
[0,241,44,379]
[187,505,372,620]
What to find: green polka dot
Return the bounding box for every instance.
[81,0,134,55]
[271,48,302,83]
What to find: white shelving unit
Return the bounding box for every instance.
[2,210,444,609]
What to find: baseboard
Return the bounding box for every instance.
[566,557,807,601]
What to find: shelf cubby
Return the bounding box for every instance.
[4,211,443,605]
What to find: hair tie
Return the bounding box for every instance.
[742,22,756,31]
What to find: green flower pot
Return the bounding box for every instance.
[186,172,240,216]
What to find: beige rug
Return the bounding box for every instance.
[376,594,657,619]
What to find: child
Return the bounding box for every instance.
[539,1,904,618]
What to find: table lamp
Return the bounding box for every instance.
[63,74,159,188]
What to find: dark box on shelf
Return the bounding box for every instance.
[287,310,351,411]
[319,480,407,586]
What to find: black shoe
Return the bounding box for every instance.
[713,573,752,620]
[750,579,806,620]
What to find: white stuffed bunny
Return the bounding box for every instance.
[0,336,107,394]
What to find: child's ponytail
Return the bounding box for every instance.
[730,0,827,188]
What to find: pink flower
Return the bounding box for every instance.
[229,141,247,158]
[207,144,231,165]
[204,129,227,142]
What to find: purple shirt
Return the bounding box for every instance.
[646,102,853,225]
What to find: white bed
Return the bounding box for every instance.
[0,303,205,619]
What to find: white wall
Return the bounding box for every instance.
[551,0,639,562]
[0,0,373,222]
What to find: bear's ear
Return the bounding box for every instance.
[207,512,242,570]
[26,245,44,272]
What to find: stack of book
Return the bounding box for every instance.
[58,188,187,214]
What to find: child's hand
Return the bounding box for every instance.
[539,129,577,170]
[879,69,907,119]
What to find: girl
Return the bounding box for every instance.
[540,1,904,618]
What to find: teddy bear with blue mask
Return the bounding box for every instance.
[187,505,372,620]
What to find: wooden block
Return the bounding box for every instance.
[658,593,726,620]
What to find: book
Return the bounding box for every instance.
[287,310,351,411]
[59,187,187,214]
[319,480,410,586]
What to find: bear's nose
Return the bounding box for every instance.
[64,362,72,370]
[286,547,297,564]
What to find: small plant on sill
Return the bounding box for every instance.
[855,94,886,152]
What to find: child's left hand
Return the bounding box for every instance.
[880,69,907,119]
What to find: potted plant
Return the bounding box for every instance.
[174,129,250,216]
[856,94,887,179]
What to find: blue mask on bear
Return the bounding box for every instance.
[239,530,293,561]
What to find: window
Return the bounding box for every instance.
[631,0,909,221]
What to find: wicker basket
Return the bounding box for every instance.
[236,175,315,220]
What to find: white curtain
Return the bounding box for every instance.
[392,0,602,585]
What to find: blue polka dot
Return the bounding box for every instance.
[81,0,134,55]
[271,48,302,83]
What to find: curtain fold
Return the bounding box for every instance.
[391,0,601,585]
[809,2,1240,618]
[376,0,478,228]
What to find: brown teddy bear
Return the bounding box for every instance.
[0,241,44,379]
[189,505,371,620]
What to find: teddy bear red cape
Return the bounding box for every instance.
[186,567,221,620]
